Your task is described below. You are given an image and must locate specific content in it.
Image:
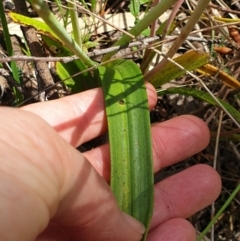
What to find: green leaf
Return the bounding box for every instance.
[130,0,141,18]
[159,87,240,123]
[9,12,98,91]
[98,59,153,241]
[11,0,95,67]
[149,50,210,87]
[42,36,97,92]
[0,3,23,103]
[9,12,59,41]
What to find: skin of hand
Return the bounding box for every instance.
[0,83,221,241]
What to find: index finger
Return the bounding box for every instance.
[22,83,157,147]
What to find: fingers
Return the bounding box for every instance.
[82,115,221,233]
[21,84,157,147]
[0,108,144,241]
[151,115,210,170]
[147,218,196,241]
[83,115,210,180]
[150,164,221,230]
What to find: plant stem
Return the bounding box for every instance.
[145,0,211,81]
[29,0,95,67]
[0,0,23,103]
[68,0,82,48]
[197,183,240,241]
[0,1,20,84]
[102,0,178,61]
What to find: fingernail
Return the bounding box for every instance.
[123,212,145,234]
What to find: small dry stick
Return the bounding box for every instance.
[0,35,229,64]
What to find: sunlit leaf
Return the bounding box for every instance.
[149,50,210,87]
[197,64,240,89]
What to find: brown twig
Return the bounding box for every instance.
[0,35,229,64]
[208,3,240,15]
[13,0,56,101]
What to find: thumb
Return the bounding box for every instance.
[46,119,145,241]
[53,150,145,241]
[0,108,144,241]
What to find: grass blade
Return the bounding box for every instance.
[0,1,23,103]
[158,87,240,123]
[102,0,178,61]
[29,0,95,67]
[197,183,240,241]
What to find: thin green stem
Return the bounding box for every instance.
[53,0,66,26]
[29,0,95,67]
[0,1,20,83]
[0,0,23,103]
[197,183,240,241]
[90,0,97,13]
[102,0,178,61]
[68,0,82,48]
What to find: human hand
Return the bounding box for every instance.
[0,83,221,241]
